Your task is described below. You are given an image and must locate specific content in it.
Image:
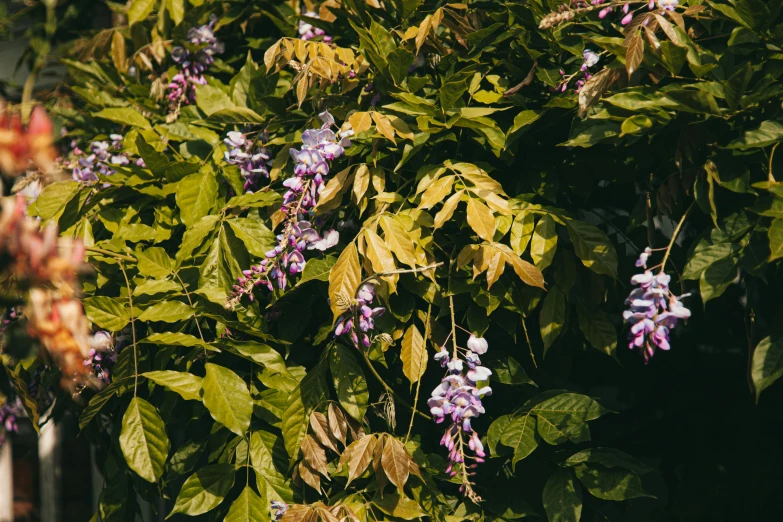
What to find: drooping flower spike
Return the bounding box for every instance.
[623,247,691,363]
[334,282,386,348]
[428,333,492,502]
[167,17,225,108]
[227,112,352,308]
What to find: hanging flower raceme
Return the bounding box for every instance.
[0,105,56,177]
[167,17,224,108]
[556,49,599,93]
[226,112,352,309]
[223,130,272,193]
[298,11,332,42]
[333,283,385,348]
[70,134,143,184]
[623,247,691,363]
[83,331,117,385]
[428,334,492,502]
[271,501,288,521]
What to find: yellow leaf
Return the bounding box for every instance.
[483,246,505,288]
[434,190,463,229]
[415,166,447,195]
[401,324,427,386]
[386,114,415,140]
[379,215,416,267]
[339,435,377,486]
[371,112,397,144]
[316,166,354,214]
[296,72,310,107]
[352,164,370,204]
[466,198,496,241]
[111,30,127,73]
[418,175,454,210]
[456,244,478,268]
[472,188,512,215]
[511,211,535,255]
[402,26,419,41]
[504,251,546,289]
[530,214,558,270]
[319,0,339,22]
[415,15,432,54]
[329,243,362,322]
[363,229,397,292]
[349,111,373,134]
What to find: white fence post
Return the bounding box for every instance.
[38,421,61,522]
[0,440,13,522]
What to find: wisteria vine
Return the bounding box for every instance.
[167,17,224,109]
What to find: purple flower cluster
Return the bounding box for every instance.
[223,131,272,193]
[590,0,678,24]
[298,12,332,42]
[428,335,491,500]
[623,248,691,363]
[556,49,599,93]
[334,283,385,348]
[271,501,288,521]
[167,17,224,106]
[83,331,117,384]
[71,135,144,184]
[0,397,21,448]
[226,112,351,308]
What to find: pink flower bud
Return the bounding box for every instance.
[621,12,633,24]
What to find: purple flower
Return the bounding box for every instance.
[466,335,488,354]
[623,250,690,363]
[658,0,678,10]
[581,49,600,71]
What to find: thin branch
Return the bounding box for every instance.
[769,142,779,183]
[405,303,430,444]
[174,273,205,344]
[85,246,136,262]
[504,62,538,98]
[659,202,695,275]
[521,313,537,367]
[358,262,444,290]
[358,348,430,420]
[119,262,139,396]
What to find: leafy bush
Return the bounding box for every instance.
[3,0,783,520]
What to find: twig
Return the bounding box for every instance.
[119,262,139,396]
[769,142,779,183]
[521,313,537,367]
[86,246,136,262]
[358,262,444,289]
[504,62,537,98]
[174,273,205,344]
[358,349,430,420]
[659,202,695,275]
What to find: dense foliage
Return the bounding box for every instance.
[3,0,783,520]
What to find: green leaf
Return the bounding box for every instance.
[439,80,468,111]
[540,288,566,355]
[565,448,653,475]
[575,304,617,357]
[369,20,396,58]
[530,392,608,445]
[134,279,180,296]
[137,301,195,323]
[249,431,293,502]
[93,108,151,129]
[195,84,236,116]
[168,464,236,518]
[282,362,328,459]
[508,110,543,136]
[128,0,157,26]
[227,218,276,257]
[699,256,737,303]
[500,414,539,469]
[530,215,557,270]
[140,332,214,350]
[573,464,652,501]
[768,218,783,261]
[388,48,415,86]
[83,297,130,331]
[225,191,282,209]
[35,181,80,220]
[199,223,249,304]
[566,220,618,279]
[79,377,134,429]
[727,121,783,150]
[177,215,221,262]
[220,340,297,393]
[372,493,427,520]
[330,345,369,422]
[751,334,783,401]
[119,397,170,483]
[224,486,266,522]
[298,255,337,285]
[725,62,753,110]
[136,247,173,278]
[202,363,253,436]
[682,242,739,279]
[176,171,218,227]
[492,356,536,386]
[542,470,582,522]
[164,0,184,24]
[143,371,203,401]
